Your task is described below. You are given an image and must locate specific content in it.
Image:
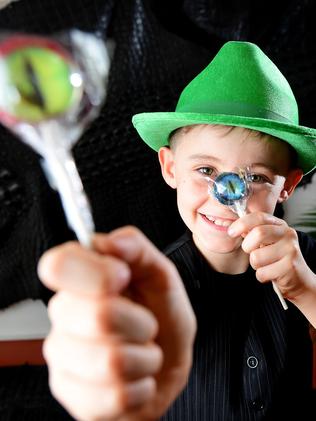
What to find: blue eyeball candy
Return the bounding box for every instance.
[213,172,248,206]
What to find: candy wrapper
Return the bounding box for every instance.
[206,168,288,310]
[211,168,250,216]
[0,30,110,247]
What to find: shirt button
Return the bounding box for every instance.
[247,356,258,368]
[252,400,264,410]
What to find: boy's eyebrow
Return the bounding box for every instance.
[251,163,278,173]
[188,154,221,162]
[188,155,278,173]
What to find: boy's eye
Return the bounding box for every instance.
[198,167,214,176]
[247,173,270,183]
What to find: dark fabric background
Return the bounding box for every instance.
[0,0,315,418]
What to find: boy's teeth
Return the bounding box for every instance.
[205,215,232,227]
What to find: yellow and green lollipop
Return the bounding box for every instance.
[0,35,82,124]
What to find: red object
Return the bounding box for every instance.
[0,34,70,59]
[0,339,45,366]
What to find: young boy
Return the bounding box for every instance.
[38,41,316,420]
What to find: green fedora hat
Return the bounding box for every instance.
[132,41,316,175]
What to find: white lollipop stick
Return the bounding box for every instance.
[40,122,95,248]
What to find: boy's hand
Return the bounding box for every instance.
[38,226,196,421]
[228,212,316,323]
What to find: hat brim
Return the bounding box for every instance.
[132,112,316,175]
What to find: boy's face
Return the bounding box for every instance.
[159,124,302,256]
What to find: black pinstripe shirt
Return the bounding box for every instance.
[161,231,316,421]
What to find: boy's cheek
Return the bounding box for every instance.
[247,191,280,215]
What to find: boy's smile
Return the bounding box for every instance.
[201,213,236,230]
[159,124,301,273]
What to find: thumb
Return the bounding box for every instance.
[37,240,131,296]
[92,226,179,293]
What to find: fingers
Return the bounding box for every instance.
[48,368,156,421]
[48,292,159,343]
[38,226,197,421]
[227,211,291,257]
[38,242,131,296]
[228,212,284,239]
[242,223,289,254]
[228,213,300,286]
[44,332,163,383]
[255,256,296,292]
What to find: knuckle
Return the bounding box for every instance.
[287,227,298,241]
[47,292,70,324]
[95,344,124,383]
[121,225,142,238]
[47,294,58,321]
[137,308,159,342]
[290,244,300,261]
[93,301,112,334]
[152,344,164,371]
[90,344,121,381]
[258,211,268,224]
[114,388,130,414]
[253,225,265,239]
[47,375,61,403]
[42,336,52,363]
[241,238,250,253]
[42,331,60,365]
[288,254,300,272]
[101,385,133,419]
[255,268,265,283]
[249,251,259,269]
[104,344,124,379]
[148,314,159,340]
[99,347,117,379]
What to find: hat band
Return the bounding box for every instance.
[176,101,296,124]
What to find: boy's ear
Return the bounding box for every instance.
[158,146,177,189]
[278,168,303,203]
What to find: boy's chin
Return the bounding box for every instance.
[194,234,243,255]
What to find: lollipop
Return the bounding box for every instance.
[209,169,288,310]
[212,170,250,215]
[0,30,110,247]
